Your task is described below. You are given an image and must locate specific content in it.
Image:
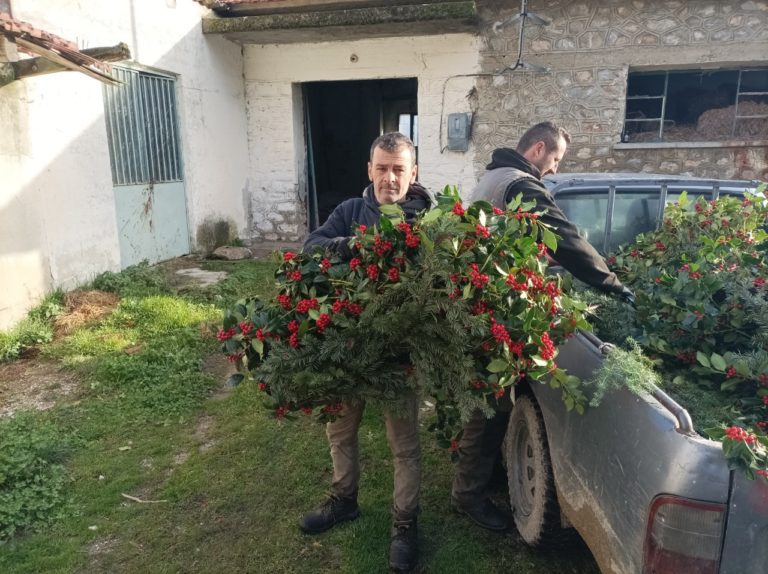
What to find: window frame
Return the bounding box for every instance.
[622,67,768,143]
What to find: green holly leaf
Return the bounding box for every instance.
[710,353,727,372]
[541,226,558,252]
[486,359,508,373]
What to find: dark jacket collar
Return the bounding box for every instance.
[362,182,435,214]
[486,148,542,179]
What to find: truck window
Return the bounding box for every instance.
[610,192,660,252]
[554,192,608,251]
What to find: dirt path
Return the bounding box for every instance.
[0,356,82,417]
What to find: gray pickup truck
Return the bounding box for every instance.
[505,174,768,574]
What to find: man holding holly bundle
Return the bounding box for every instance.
[301,132,434,573]
[452,121,634,532]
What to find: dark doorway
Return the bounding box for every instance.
[303,78,418,229]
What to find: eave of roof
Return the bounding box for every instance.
[201,1,478,44]
[0,12,120,85]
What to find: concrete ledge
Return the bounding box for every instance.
[202,1,478,43]
[614,140,768,150]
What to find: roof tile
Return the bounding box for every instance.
[0,12,77,51]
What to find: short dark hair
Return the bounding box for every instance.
[516,122,571,154]
[370,132,416,164]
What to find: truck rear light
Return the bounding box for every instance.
[643,495,725,574]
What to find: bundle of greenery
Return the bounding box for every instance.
[218,186,589,445]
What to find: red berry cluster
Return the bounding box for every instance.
[295,298,320,314]
[276,294,293,310]
[725,425,757,445]
[321,401,344,415]
[373,235,394,256]
[475,224,491,239]
[316,313,331,333]
[468,263,489,289]
[490,320,511,345]
[388,267,400,282]
[539,332,556,360]
[217,326,236,341]
[367,264,379,281]
[452,202,465,216]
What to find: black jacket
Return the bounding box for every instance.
[487,148,625,295]
[303,183,433,259]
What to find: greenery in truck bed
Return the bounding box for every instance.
[579,185,768,479]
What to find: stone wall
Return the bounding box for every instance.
[473,0,768,179]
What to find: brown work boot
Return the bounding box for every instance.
[299,494,359,534]
[389,517,418,572]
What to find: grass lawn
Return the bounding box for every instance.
[0,259,599,574]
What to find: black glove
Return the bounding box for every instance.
[618,286,636,308]
[328,236,354,260]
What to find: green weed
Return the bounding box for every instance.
[0,292,64,363]
[0,413,70,540]
[91,261,171,297]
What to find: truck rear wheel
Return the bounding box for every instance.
[506,394,564,546]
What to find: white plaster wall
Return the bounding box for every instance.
[243,34,481,241]
[0,0,249,329]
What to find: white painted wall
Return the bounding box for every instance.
[243,34,481,241]
[0,0,249,329]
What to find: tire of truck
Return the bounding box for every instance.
[506,394,566,547]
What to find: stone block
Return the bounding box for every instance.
[646,18,679,33]
[578,30,607,49]
[569,19,588,34]
[554,38,577,50]
[566,3,591,18]
[636,33,660,45]
[702,16,727,30]
[574,69,594,83]
[711,29,734,41]
[693,4,717,17]
[606,31,631,46]
[597,68,621,83]
[211,246,253,261]
[663,30,690,44]
[555,72,573,88]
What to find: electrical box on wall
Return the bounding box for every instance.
[446,113,471,152]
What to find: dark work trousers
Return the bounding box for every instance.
[451,392,512,505]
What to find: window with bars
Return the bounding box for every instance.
[102,67,182,186]
[622,67,768,143]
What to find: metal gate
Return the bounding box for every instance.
[103,66,190,268]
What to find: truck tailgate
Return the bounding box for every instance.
[719,472,768,573]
